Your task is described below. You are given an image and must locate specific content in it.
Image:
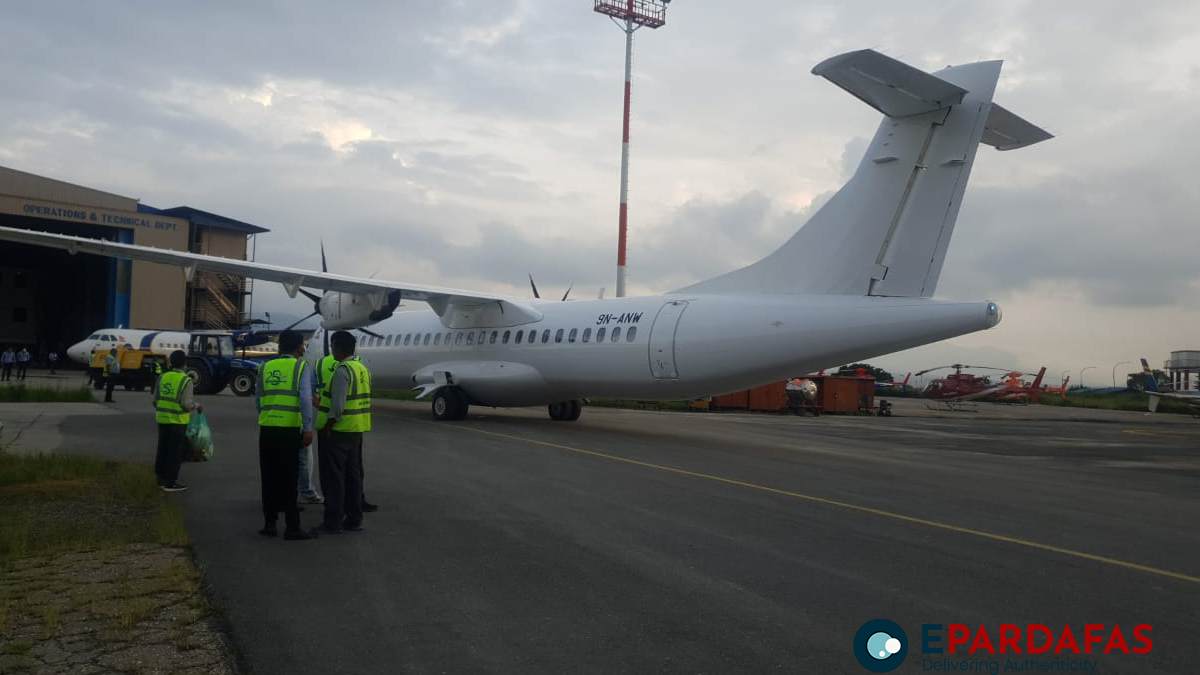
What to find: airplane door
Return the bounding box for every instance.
[648,301,688,379]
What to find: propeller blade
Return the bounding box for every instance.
[320,239,328,273]
[283,311,319,331]
[298,289,322,304]
[528,273,541,299]
[359,327,384,339]
[561,284,573,302]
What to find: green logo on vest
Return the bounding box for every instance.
[265,370,285,386]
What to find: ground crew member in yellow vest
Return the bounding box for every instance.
[314,343,377,513]
[152,350,200,492]
[255,330,316,541]
[103,348,120,402]
[312,330,371,534]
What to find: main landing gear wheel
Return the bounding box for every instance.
[432,387,469,421]
[548,400,582,421]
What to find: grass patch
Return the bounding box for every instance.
[0,384,94,403]
[0,450,188,563]
[1041,390,1195,414]
[586,399,694,412]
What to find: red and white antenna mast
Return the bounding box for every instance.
[593,0,672,298]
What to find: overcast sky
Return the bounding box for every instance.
[3,1,1198,387]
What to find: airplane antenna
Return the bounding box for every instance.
[593,0,674,297]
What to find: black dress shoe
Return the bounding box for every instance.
[284,529,315,540]
[259,526,278,537]
[342,521,363,532]
[361,501,379,513]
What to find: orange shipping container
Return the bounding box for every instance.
[747,381,788,411]
[712,390,749,409]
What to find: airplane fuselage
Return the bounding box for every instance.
[323,294,1000,407]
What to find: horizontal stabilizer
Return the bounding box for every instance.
[811,49,967,118]
[981,103,1054,150]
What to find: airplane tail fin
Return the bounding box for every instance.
[901,373,911,390]
[1140,358,1159,392]
[675,49,1051,297]
[1028,367,1046,404]
[1141,358,1160,412]
[1060,376,1070,398]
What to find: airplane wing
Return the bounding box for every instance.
[0,225,543,327]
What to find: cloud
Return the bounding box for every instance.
[3,0,1199,379]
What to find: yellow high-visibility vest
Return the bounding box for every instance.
[154,371,192,425]
[315,354,338,429]
[332,358,371,433]
[258,356,307,428]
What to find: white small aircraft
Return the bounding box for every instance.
[1141,359,1200,416]
[66,328,195,365]
[0,50,1051,421]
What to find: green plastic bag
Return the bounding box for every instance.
[185,412,214,462]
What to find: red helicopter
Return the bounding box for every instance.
[915,364,1048,409]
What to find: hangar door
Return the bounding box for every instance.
[648,300,688,379]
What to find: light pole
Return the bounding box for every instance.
[1079,365,1096,389]
[594,0,673,297]
[1112,361,1131,388]
[265,312,271,332]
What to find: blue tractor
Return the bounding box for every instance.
[185,332,266,396]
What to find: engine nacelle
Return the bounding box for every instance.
[318,290,401,330]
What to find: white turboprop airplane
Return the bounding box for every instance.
[66,328,195,365]
[0,50,1051,421]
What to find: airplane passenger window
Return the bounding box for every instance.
[404,334,412,346]
[423,334,431,346]
[582,328,591,343]
[386,335,393,346]
[528,331,537,345]
[541,330,550,344]
[502,330,510,344]
[568,328,577,343]
[466,332,474,345]
[611,327,621,342]
[477,331,486,345]
[455,332,464,345]
[445,332,452,345]
[490,331,498,344]
[434,333,442,346]
[595,327,606,343]
[555,329,564,343]
[514,330,523,343]
[626,327,637,342]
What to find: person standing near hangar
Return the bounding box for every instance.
[255,330,316,541]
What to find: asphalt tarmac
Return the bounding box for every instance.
[38,393,1200,674]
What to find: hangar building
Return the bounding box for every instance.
[0,165,267,358]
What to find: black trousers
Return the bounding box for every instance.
[317,430,364,530]
[16,363,27,379]
[1,363,10,380]
[155,423,187,485]
[259,426,304,531]
[104,377,115,401]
